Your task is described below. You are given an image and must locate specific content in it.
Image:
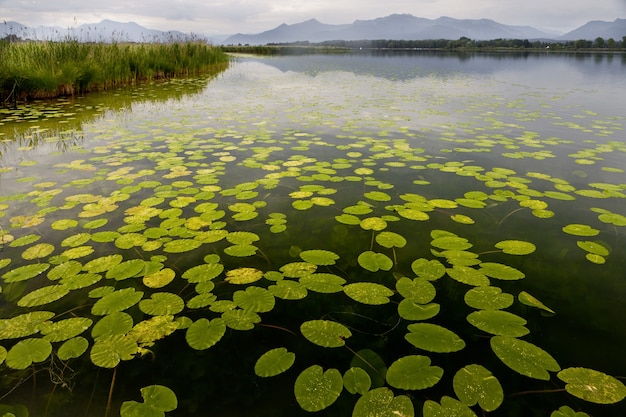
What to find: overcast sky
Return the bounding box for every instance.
[1,0,624,35]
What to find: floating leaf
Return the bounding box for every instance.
[405,323,465,353]
[105,259,145,281]
[2,263,50,283]
[479,263,525,280]
[0,311,55,339]
[222,309,261,330]
[299,249,340,265]
[451,214,475,224]
[343,282,394,305]
[358,251,393,272]
[576,241,609,256]
[185,318,226,350]
[21,243,55,260]
[268,280,308,300]
[143,268,176,288]
[5,338,53,369]
[411,258,446,281]
[446,266,490,287]
[40,317,93,342]
[550,406,590,417]
[139,293,184,315]
[386,355,443,390]
[557,367,626,404]
[398,300,440,321]
[163,239,202,253]
[91,312,134,339]
[224,244,258,257]
[294,365,343,412]
[343,367,371,395]
[490,336,560,380]
[495,240,536,255]
[57,336,89,360]
[467,310,529,337]
[431,236,473,251]
[423,396,477,417]
[562,224,600,237]
[130,316,179,345]
[300,320,352,348]
[360,217,387,231]
[464,287,514,310]
[396,277,436,304]
[254,347,296,377]
[181,263,224,283]
[17,284,70,307]
[453,364,503,412]
[83,254,123,273]
[225,267,264,284]
[364,191,392,202]
[375,231,407,248]
[300,273,345,293]
[280,262,317,278]
[233,286,275,312]
[91,288,144,315]
[518,291,555,314]
[120,385,178,417]
[352,387,414,417]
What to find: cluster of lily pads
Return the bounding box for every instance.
[0,57,625,416]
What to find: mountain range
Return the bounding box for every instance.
[2,15,625,45]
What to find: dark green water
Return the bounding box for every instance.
[0,51,625,417]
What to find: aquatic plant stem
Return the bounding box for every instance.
[104,367,118,417]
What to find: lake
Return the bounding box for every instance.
[0,51,625,417]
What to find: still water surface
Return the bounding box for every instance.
[0,51,625,416]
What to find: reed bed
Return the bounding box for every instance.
[0,40,229,104]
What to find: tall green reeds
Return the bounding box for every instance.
[0,39,229,104]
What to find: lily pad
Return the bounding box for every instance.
[91,288,144,315]
[479,263,525,280]
[40,317,93,342]
[467,310,529,337]
[233,286,275,312]
[5,338,53,369]
[423,396,477,417]
[557,367,626,404]
[181,263,224,283]
[222,309,261,330]
[405,323,466,353]
[518,291,555,314]
[225,267,264,284]
[185,318,226,350]
[268,280,308,300]
[464,286,514,310]
[562,224,600,237]
[352,387,414,417]
[358,251,393,272]
[299,249,340,265]
[120,385,178,417]
[495,240,536,255]
[453,364,503,412]
[2,263,50,283]
[17,284,70,307]
[139,293,185,315]
[254,347,296,377]
[57,336,90,360]
[550,405,590,417]
[396,277,436,304]
[398,300,440,321]
[300,320,352,348]
[294,365,343,412]
[411,258,446,281]
[343,282,394,305]
[446,266,490,287]
[490,336,560,380]
[386,355,443,390]
[343,367,371,395]
[300,273,346,293]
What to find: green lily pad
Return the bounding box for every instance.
[490,336,560,380]
[280,262,317,278]
[185,318,226,350]
[226,231,260,245]
[464,287,514,310]
[163,239,202,253]
[222,309,261,330]
[294,365,343,412]
[343,282,394,305]
[518,291,555,314]
[5,338,53,369]
[562,224,600,237]
[386,355,443,390]
[224,244,258,257]
[21,243,55,260]
[551,405,590,417]
[375,231,407,248]
[423,396,477,417]
[2,263,50,283]
[92,312,134,339]
[300,320,352,348]
[495,240,536,255]
[364,191,392,202]
[91,288,144,315]
[268,280,308,300]
[557,367,626,404]
[352,387,414,417]
[398,300,440,321]
[225,267,264,284]
[576,241,609,256]
[143,268,176,288]
[350,348,387,388]
[453,364,503,412]
[0,311,56,340]
[446,266,490,287]
[343,367,371,395]
[479,263,525,280]
[233,286,275,312]
[467,310,529,337]
[40,317,93,342]
[360,217,388,231]
[182,263,224,283]
[299,249,340,265]
[431,236,473,251]
[405,323,465,353]
[83,254,123,273]
[396,277,436,304]
[254,347,296,377]
[17,284,70,307]
[300,273,346,293]
[120,385,178,417]
[57,336,89,360]
[411,258,446,281]
[358,251,393,272]
[139,293,185,315]
[105,259,146,281]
